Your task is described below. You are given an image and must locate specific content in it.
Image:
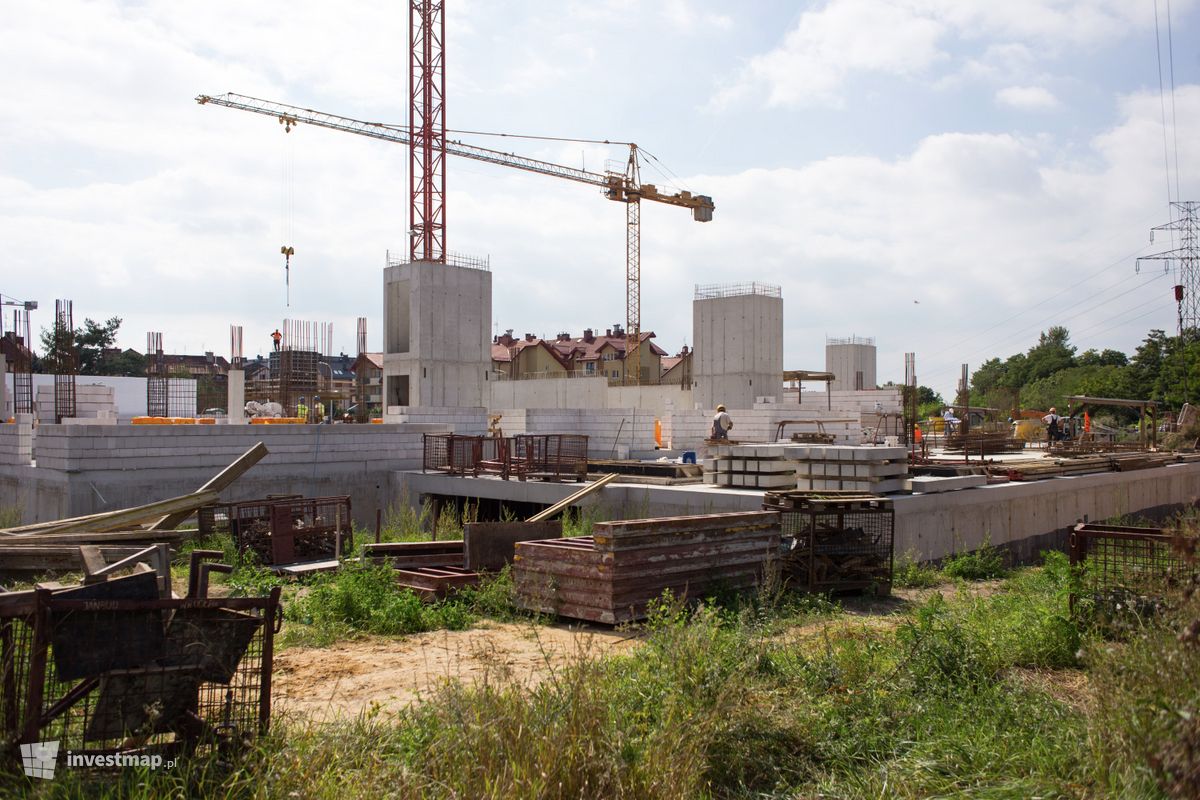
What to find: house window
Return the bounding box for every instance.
[602,352,615,361]
[585,362,595,374]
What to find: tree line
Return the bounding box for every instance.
[968,325,1195,420]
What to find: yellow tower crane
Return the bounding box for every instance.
[196,92,714,384]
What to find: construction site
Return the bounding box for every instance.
[3,2,1200,797]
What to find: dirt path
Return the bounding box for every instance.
[273,621,640,722]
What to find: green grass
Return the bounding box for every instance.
[12,551,1153,799]
[282,562,526,648]
[0,503,22,529]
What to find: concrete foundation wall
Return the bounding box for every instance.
[895,462,1200,561]
[693,292,783,410]
[399,460,1200,566]
[3,423,450,527]
[383,261,492,408]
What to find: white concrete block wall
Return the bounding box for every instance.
[667,407,862,450]
[30,423,449,472]
[383,406,488,434]
[521,408,659,456]
[0,415,33,465]
[36,384,118,424]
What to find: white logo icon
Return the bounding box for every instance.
[20,740,59,780]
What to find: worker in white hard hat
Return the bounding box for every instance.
[712,404,733,440]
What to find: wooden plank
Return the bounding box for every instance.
[527,473,617,523]
[78,546,107,576]
[149,442,269,530]
[3,491,219,538]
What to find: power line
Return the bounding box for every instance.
[922,241,1152,361]
[1167,0,1182,203]
[919,272,1170,384]
[1154,0,1175,207]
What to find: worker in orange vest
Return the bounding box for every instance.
[271,328,282,352]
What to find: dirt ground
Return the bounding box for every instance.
[273,579,1016,723]
[273,621,640,721]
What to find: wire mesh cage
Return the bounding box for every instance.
[422,434,484,477]
[1,585,280,770]
[233,496,351,565]
[512,434,589,482]
[1069,522,1198,616]
[762,491,895,594]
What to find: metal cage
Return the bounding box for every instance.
[763,491,894,594]
[1069,522,1197,614]
[1,586,280,770]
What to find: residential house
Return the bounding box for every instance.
[350,352,383,415]
[490,324,669,383]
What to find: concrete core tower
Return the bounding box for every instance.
[825,336,877,391]
[692,282,783,410]
[382,255,492,408]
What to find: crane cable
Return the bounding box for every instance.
[281,124,296,307]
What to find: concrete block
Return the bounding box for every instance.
[755,473,796,489]
[905,475,987,493]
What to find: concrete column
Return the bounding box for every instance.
[0,353,7,419]
[227,369,246,423]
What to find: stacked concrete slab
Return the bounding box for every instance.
[36,383,117,425]
[705,444,799,489]
[0,415,33,466]
[792,445,908,494]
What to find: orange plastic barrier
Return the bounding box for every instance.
[249,417,306,425]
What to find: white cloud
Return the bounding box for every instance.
[710,0,946,109]
[996,85,1060,110]
[712,0,1196,110]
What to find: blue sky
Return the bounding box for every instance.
[2,0,1198,400]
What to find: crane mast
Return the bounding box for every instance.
[195,92,714,385]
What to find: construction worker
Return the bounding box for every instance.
[314,395,326,424]
[296,396,309,422]
[271,328,282,352]
[711,404,733,440]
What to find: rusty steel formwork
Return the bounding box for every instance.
[0,572,280,770]
[1069,522,1198,615]
[232,496,352,565]
[512,511,782,624]
[512,434,589,482]
[422,434,589,482]
[762,491,895,595]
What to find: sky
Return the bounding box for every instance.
[2,0,1199,400]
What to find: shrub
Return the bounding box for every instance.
[943,537,1009,580]
[893,550,942,588]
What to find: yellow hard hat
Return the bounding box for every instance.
[716,404,726,412]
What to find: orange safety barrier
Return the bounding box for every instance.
[132,417,199,425]
[249,417,306,425]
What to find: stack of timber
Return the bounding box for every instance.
[704,445,800,489]
[943,430,1025,455]
[512,511,781,624]
[0,491,219,574]
[587,459,703,485]
[994,451,1190,481]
